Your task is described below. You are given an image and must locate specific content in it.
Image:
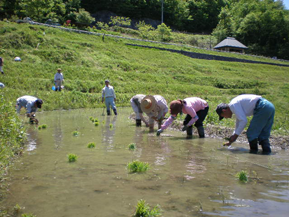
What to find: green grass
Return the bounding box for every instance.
[0,21,288,135]
[235,170,248,183]
[87,142,96,148]
[72,131,79,136]
[134,199,161,217]
[128,143,136,150]
[127,160,150,173]
[68,153,78,162]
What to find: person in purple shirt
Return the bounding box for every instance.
[157,97,209,138]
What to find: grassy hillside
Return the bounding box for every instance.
[0,21,288,134]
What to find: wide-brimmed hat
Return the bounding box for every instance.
[215,103,228,120]
[141,95,157,114]
[170,100,183,115]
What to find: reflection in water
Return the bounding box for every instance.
[26,126,39,152]
[2,108,289,217]
[102,116,117,151]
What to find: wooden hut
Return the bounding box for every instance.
[214,37,248,53]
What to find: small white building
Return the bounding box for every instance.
[214,37,248,53]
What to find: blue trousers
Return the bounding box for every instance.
[247,98,275,142]
[105,97,117,115]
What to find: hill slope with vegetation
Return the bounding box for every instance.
[0,21,288,135]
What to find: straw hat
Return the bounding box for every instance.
[57,68,61,71]
[141,95,157,114]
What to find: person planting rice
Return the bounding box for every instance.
[215,94,275,154]
[102,79,117,115]
[140,95,168,132]
[16,95,43,124]
[130,94,149,127]
[157,97,209,138]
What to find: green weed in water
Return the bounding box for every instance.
[134,199,161,217]
[127,160,150,173]
[72,131,79,136]
[94,122,99,126]
[68,153,78,162]
[128,143,136,150]
[87,142,96,148]
[235,170,248,182]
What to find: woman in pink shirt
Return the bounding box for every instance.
[157,97,209,138]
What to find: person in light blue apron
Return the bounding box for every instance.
[216,94,275,154]
[101,80,117,115]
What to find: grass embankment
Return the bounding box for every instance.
[0,21,288,136]
[0,93,26,199]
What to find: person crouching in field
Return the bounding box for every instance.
[102,79,117,115]
[157,97,209,138]
[216,94,275,154]
[54,68,64,91]
[16,95,43,124]
[140,95,168,132]
[130,94,149,127]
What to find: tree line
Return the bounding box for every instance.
[1,0,289,59]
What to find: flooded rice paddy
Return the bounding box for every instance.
[2,108,289,217]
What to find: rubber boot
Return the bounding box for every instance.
[186,126,193,139]
[136,119,142,127]
[107,110,111,116]
[249,138,258,154]
[113,108,117,115]
[197,126,205,138]
[259,139,271,154]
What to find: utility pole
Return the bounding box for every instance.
[161,0,164,24]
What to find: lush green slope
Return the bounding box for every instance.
[0,21,288,134]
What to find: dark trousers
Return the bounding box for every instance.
[183,106,209,128]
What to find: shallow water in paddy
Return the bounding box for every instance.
[2,108,289,217]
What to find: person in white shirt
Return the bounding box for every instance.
[140,95,168,132]
[102,80,117,115]
[54,68,64,91]
[216,94,275,154]
[16,95,43,124]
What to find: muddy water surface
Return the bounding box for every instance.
[2,108,289,217]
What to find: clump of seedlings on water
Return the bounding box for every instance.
[38,124,47,130]
[128,143,136,150]
[68,153,78,162]
[94,121,99,126]
[127,160,150,173]
[235,170,248,183]
[133,199,161,217]
[72,131,79,136]
[109,123,113,129]
[87,142,96,148]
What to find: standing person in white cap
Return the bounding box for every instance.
[102,79,117,115]
[140,95,168,132]
[54,68,64,91]
[130,94,149,127]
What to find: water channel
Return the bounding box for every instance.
[2,108,289,216]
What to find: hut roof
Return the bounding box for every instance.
[214,37,248,49]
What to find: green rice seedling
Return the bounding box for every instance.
[89,116,93,121]
[38,126,42,130]
[134,199,161,217]
[41,124,47,129]
[13,204,22,213]
[87,142,95,148]
[21,214,36,217]
[128,143,136,150]
[72,131,79,136]
[94,121,99,126]
[235,170,248,183]
[109,123,113,129]
[68,153,78,162]
[94,118,98,122]
[127,160,150,173]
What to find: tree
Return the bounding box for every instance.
[156,22,171,41]
[75,8,95,25]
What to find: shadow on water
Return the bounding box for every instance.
[1,108,289,217]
